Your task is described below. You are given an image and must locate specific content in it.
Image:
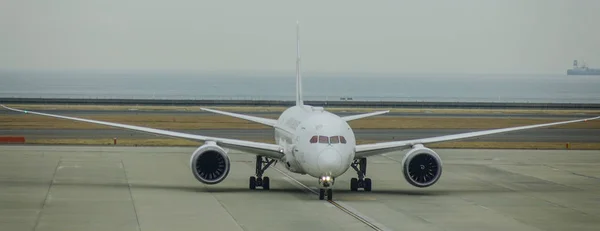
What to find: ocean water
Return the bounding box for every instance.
[0,70,599,103]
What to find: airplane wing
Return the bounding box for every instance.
[341,110,390,121]
[1,105,284,159]
[200,108,277,127]
[354,115,600,158]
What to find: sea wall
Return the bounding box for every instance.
[1,97,599,110]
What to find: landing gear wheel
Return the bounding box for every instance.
[249,176,256,190]
[263,176,270,190]
[319,189,325,200]
[364,178,372,192]
[350,178,358,191]
[327,189,333,200]
[257,177,263,186]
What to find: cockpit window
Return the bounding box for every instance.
[318,136,329,143]
[311,135,346,144]
[330,136,339,144]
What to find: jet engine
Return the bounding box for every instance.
[401,144,442,187]
[189,142,231,184]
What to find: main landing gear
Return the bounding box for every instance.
[350,158,372,191]
[249,156,275,190]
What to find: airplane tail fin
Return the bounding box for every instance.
[295,21,304,106]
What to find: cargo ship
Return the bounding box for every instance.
[567,60,600,75]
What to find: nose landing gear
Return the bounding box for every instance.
[249,155,275,190]
[318,176,335,200]
[350,158,372,191]
[319,188,333,200]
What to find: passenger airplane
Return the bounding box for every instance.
[2,23,599,200]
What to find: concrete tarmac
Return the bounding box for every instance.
[1,145,599,231]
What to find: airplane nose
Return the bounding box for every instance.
[318,148,342,175]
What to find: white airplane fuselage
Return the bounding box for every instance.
[274,105,356,186]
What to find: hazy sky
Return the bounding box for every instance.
[1,0,599,74]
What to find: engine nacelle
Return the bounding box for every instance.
[189,142,231,184]
[401,144,442,188]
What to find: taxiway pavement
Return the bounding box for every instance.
[1,145,599,231]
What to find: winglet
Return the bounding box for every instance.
[295,21,304,106]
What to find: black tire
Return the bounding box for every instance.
[256,177,263,187]
[327,189,333,200]
[350,178,358,191]
[263,176,270,190]
[364,178,372,191]
[249,176,256,190]
[319,189,325,200]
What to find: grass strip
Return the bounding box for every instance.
[2,115,599,129]
[21,138,600,150]
[5,104,600,115]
